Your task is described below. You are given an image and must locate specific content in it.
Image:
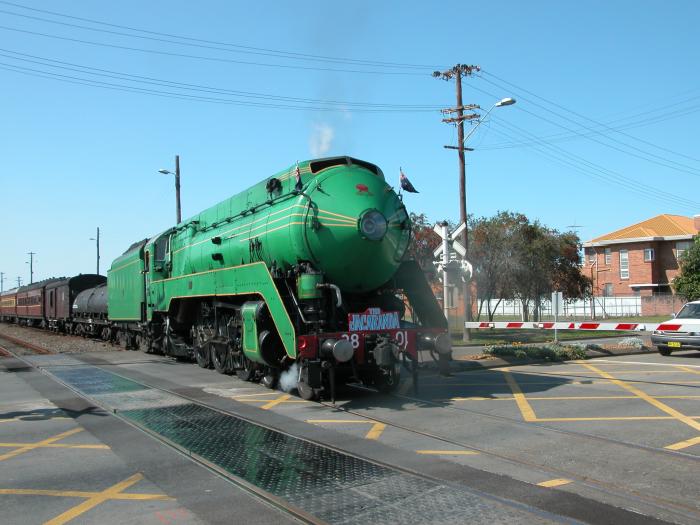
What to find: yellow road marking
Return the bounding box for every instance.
[450,395,700,402]
[422,380,618,386]
[664,436,700,451]
[0,443,108,450]
[43,473,171,525]
[0,428,91,462]
[677,366,700,376]
[231,392,280,398]
[416,450,479,455]
[535,416,700,422]
[0,488,172,501]
[259,394,306,410]
[365,423,386,440]
[591,360,700,368]
[538,478,573,488]
[501,369,537,422]
[580,363,700,433]
[306,419,386,440]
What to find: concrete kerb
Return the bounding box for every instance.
[419,344,659,374]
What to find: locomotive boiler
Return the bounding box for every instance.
[101,156,449,399]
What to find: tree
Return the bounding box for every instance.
[406,212,441,282]
[673,236,700,300]
[468,212,526,320]
[468,212,590,321]
[512,222,590,320]
[552,231,591,299]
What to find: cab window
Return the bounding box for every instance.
[155,236,169,262]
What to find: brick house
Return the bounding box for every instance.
[582,214,699,297]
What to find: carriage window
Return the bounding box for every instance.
[50,291,54,307]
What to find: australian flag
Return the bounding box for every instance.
[295,161,303,192]
[400,168,419,193]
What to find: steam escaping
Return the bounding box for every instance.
[309,123,334,157]
[279,363,299,393]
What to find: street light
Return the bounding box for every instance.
[89,227,100,275]
[158,154,181,224]
[457,97,515,339]
[462,97,516,145]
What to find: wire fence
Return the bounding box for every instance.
[465,294,684,321]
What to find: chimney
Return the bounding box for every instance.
[695,215,700,233]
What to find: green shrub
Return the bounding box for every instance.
[483,343,588,361]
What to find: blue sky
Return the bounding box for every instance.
[1,0,699,287]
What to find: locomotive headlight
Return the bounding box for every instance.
[359,210,388,241]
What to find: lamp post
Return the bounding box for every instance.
[90,227,100,275]
[456,97,516,339]
[26,252,35,284]
[462,98,516,146]
[158,155,182,224]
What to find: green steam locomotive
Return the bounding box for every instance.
[106,156,449,399]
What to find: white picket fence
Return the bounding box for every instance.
[476,296,641,320]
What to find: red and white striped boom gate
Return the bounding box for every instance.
[463,321,693,332]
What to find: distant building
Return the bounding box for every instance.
[582,214,699,297]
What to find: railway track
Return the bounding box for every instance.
[3,329,699,524]
[0,331,52,355]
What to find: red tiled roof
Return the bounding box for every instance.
[587,214,697,244]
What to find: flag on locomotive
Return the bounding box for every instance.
[295,161,303,192]
[400,168,419,193]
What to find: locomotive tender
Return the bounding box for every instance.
[2,157,450,399]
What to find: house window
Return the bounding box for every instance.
[604,248,611,265]
[587,251,596,265]
[644,248,655,262]
[676,241,692,260]
[603,283,613,297]
[619,249,629,279]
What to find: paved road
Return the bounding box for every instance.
[3,343,700,524]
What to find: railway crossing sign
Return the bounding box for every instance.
[433,222,473,321]
[433,222,466,258]
[432,222,472,280]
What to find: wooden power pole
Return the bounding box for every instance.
[434,64,481,340]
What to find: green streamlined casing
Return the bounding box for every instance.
[109,157,412,364]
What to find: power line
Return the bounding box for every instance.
[481,95,700,153]
[477,72,700,174]
[0,6,441,71]
[0,61,440,112]
[488,116,700,211]
[460,77,700,209]
[0,0,443,70]
[0,48,442,109]
[0,23,432,76]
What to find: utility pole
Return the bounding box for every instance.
[175,155,181,224]
[27,251,35,284]
[0,272,5,292]
[90,227,101,274]
[434,64,480,341]
[16,276,22,288]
